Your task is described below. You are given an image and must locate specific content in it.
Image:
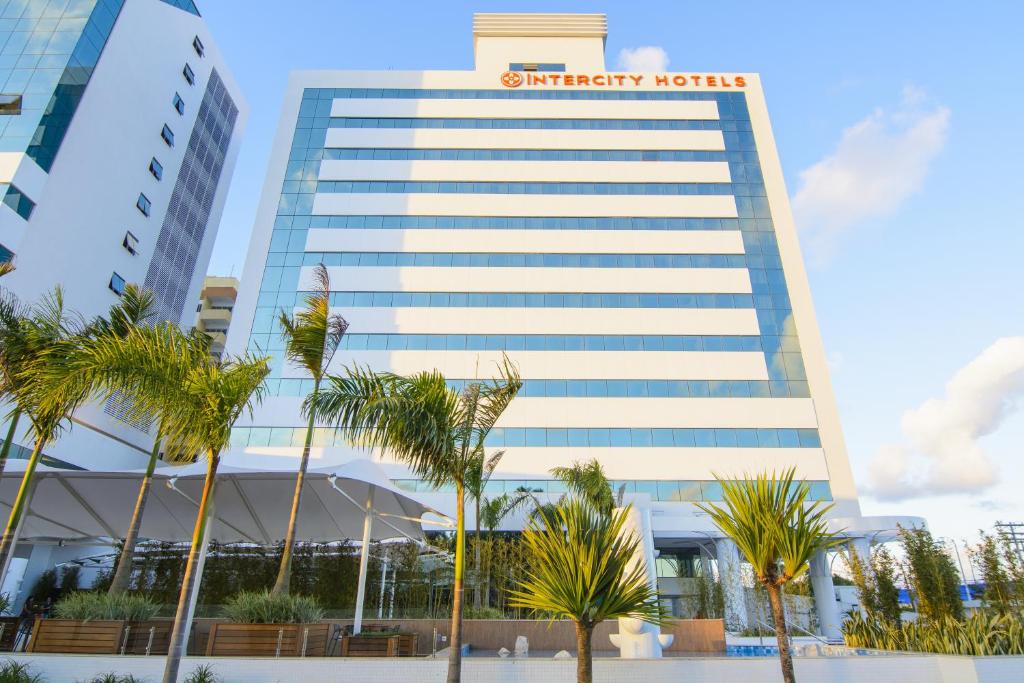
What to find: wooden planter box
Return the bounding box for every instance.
[206,622,331,657]
[27,618,130,654]
[340,633,418,657]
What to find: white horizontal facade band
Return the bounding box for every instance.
[304,350,771,382]
[330,98,720,120]
[305,266,753,294]
[497,397,819,429]
[224,443,830,481]
[327,307,761,336]
[304,228,746,255]
[318,159,732,183]
[312,193,738,218]
[324,128,726,151]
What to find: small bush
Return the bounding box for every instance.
[183,665,220,683]
[84,675,145,683]
[0,660,44,683]
[464,606,503,619]
[221,590,324,624]
[53,592,159,622]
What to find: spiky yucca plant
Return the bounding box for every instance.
[696,469,843,683]
[53,591,159,622]
[222,590,324,624]
[508,499,667,683]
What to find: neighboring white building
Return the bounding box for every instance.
[227,13,919,636]
[0,0,246,470]
[193,275,239,358]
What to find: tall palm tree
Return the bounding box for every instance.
[84,284,167,595]
[0,285,26,477]
[271,264,348,595]
[508,498,667,683]
[0,289,91,582]
[696,469,843,683]
[313,358,520,683]
[54,322,268,683]
[466,447,504,608]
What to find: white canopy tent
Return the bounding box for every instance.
[0,459,448,634]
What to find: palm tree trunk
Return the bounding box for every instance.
[0,409,21,476]
[446,482,466,683]
[272,383,318,596]
[766,581,796,683]
[0,434,43,584]
[575,621,594,683]
[108,436,160,595]
[162,449,219,683]
[473,496,481,610]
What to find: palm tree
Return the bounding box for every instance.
[0,286,26,476]
[551,458,616,516]
[696,469,843,683]
[477,491,529,609]
[271,264,348,595]
[313,358,520,683]
[52,322,268,683]
[508,498,667,683]
[0,289,90,582]
[466,448,504,608]
[87,284,165,595]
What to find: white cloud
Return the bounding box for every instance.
[792,87,950,262]
[868,337,1024,501]
[616,46,669,72]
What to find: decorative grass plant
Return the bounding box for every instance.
[221,590,324,624]
[52,591,159,622]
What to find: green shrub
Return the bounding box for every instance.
[0,660,44,683]
[183,665,219,683]
[464,606,503,619]
[84,675,145,683]
[53,592,160,622]
[221,590,324,624]
[843,611,1024,655]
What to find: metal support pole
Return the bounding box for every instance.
[378,549,389,619]
[352,488,375,635]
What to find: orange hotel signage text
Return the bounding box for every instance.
[500,71,747,89]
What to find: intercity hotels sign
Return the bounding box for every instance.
[500,71,747,89]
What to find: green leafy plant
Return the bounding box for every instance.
[53,591,159,622]
[182,666,219,683]
[0,660,44,683]
[843,610,1024,655]
[84,675,145,683]
[696,469,843,683]
[314,357,521,682]
[899,527,964,622]
[509,499,667,683]
[271,264,348,595]
[221,590,324,624]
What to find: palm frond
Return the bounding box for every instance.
[508,499,667,627]
[695,468,844,584]
[278,264,348,387]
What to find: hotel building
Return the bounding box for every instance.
[228,13,917,636]
[0,0,246,470]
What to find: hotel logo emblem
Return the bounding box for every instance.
[500,71,522,88]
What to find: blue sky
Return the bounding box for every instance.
[200,1,1024,544]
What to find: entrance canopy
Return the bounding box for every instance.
[0,459,445,545]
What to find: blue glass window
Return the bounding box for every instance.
[192,35,205,58]
[508,63,566,72]
[109,272,126,296]
[183,63,195,85]
[161,124,175,147]
[173,92,185,115]
[316,180,734,196]
[304,251,741,269]
[136,193,151,216]
[149,157,163,180]
[1,184,35,220]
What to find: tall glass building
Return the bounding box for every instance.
[0,0,246,470]
[229,13,917,637]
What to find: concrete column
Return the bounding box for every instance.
[809,551,842,640]
[714,538,748,631]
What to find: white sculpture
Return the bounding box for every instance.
[608,504,674,658]
[498,647,511,658]
[553,649,573,659]
[514,635,529,657]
